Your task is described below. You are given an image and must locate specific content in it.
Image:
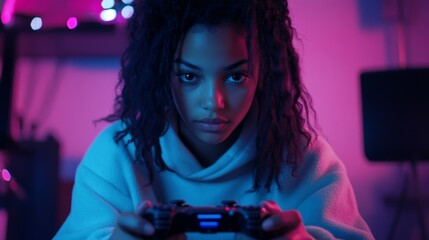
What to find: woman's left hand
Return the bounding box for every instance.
[261,200,314,240]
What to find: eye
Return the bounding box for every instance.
[225,72,249,83]
[175,72,198,83]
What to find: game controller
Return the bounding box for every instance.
[142,200,273,239]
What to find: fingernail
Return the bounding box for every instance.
[143,224,154,234]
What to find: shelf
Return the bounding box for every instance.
[0,21,128,58]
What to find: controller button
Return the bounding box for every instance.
[199,221,219,229]
[197,214,222,219]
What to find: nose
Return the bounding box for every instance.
[202,80,225,110]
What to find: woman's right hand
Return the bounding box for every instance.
[110,201,186,240]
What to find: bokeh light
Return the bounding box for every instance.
[1,0,15,26]
[101,0,115,9]
[1,12,12,25]
[67,17,78,29]
[1,169,11,182]
[121,6,134,19]
[100,9,117,22]
[30,17,43,30]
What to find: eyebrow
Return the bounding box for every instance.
[174,58,248,71]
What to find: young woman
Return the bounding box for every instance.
[55,0,374,239]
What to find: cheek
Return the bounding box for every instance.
[227,86,256,112]
[171,85,193,116]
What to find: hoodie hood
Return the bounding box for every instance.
[159,105,258,182]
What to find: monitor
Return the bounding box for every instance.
[360,68,429,161]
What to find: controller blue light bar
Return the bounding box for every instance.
[199,221,219,228]
[197,214,222,219]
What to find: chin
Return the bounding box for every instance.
[200,137,228,145]
[198,133,230,145]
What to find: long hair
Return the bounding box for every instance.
[104,0,317,191]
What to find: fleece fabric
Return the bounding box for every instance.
[55,110,374,240]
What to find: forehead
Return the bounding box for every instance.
[176,24,249,68]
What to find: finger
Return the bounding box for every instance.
[262,210,301,231]
[136,200,153,215]
[262,200,282,213]
[118,212,155,237]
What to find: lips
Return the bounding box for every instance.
[195,118,229,132]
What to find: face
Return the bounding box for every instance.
[171,24,258,146]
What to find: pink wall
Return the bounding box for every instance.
[6,0,429,239]
[14,0,102,27]
[290,1,429,239]
[12,58,117,160]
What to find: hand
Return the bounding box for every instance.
[261,200,314,240]
[110,201,186,240]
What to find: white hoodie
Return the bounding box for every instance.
[55,109,374,240]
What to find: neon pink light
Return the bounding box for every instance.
[1,12,12,24]
[1,0,16,25]
[1,169,11,182]
[67,17,78,29]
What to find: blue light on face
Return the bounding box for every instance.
[197,214,222,220]
[200,221,219,229]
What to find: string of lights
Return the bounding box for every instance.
[1,0,135,31]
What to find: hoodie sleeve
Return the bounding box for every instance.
[291,137,375,240]
[53,123,142,240]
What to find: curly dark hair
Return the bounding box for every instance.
[104,0,317,191]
